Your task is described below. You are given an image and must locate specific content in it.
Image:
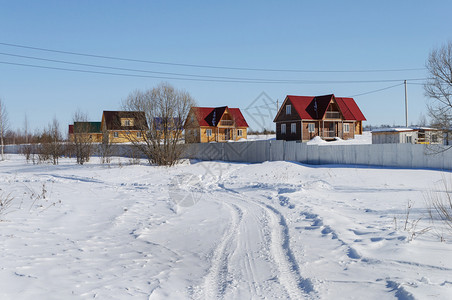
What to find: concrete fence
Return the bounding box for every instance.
[4,140,452,170]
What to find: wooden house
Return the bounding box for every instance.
[273,94,366,142]
[68,122,103,143]
[101,111,148,143]
[184,106,249,143]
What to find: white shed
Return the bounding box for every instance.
[371,128,417,144]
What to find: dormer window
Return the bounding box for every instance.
[286,105,291,115]
[121,118,134,126]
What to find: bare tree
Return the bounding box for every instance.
[37,117,63,165]
[424,41,452,145]
[121,82,196,166]
[0,98,9,160]
[72,110,93,165]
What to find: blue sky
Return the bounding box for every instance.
[0,0,451,133]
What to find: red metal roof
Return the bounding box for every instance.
[278,94,365,121]
[190,106,249,127]
[336,97,366,121]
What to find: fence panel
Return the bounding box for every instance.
[5,140,452,170]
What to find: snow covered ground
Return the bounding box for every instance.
[1,154,451,299]
[247,131,372,145]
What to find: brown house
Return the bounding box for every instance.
[274,94,366,142]
[101,111,148,143]
[184,106,249,143]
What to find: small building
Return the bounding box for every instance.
[372,127,443,144]
[184,106,249,143]
[68,122,102,143]
[101,111,148,143]
[273,94,366,142]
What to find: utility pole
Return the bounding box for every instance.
[276,99,279,112]
[404,80,408,127]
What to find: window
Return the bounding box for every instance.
[431,134,438,143]
[206,129,212,137]
[237,129,243,137]
[286,105,291,115]
[113,132,118,138]
[406,135,412,144]
[343,123,350,133]
[291,123,296,134]
[281,124,286,134]
[308,123,315,133]
[121,118,134,126]
[137,132,141,138]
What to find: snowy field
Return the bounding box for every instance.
[1,154,452,299]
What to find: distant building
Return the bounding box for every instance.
[273,94,366,142]
[101,111,148,143]
[184,106,249,143]
[371,127,443,144]
[68,122,102,142]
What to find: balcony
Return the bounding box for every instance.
[219,120,234,126]
[325,111,341,119]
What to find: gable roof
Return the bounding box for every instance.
[274,94,366,122]
[189,106,249,127]
[102,111,148,131]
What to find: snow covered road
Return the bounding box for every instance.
[1,155,452,299]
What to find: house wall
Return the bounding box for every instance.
[108,130,145,143]
[276,121,302,141]
[198,127,247,143]
[68,133,103,143]
[372,131,417,144]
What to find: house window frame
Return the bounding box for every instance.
[281,123,286,134]
[343,123,350,133]
[206,129,212,137]
[237,129,243,137]
[286,105,291,115]
[406,135,412,144]
[308,123,315,133]
[291,123,296,134]
[113,132,118,138]
[137,131,141,138]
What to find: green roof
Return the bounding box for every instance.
[73,122,102,133]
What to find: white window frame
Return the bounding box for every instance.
[125,120,131,126]
[286,105,291,115]
[137,131,141,138]
[237,129,243,137]
[281,123,286,134]
[406,135,412,144]
[343,123,350,133]
[308,123,315,133]
[291,123,296,134]
[206,129,212,137]
[113,132,118,138]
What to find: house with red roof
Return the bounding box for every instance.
[184,106,249,143]
[273,94,366,142]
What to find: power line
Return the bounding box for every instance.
[0,41,426,73]
[348,83,405,97]
[0,60,428,84]
[0,52,429,84]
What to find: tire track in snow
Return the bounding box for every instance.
[203,202,243,299]
[217,185,317,299]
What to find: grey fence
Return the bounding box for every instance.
[4,141,452,170]
[184,140,452,170]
